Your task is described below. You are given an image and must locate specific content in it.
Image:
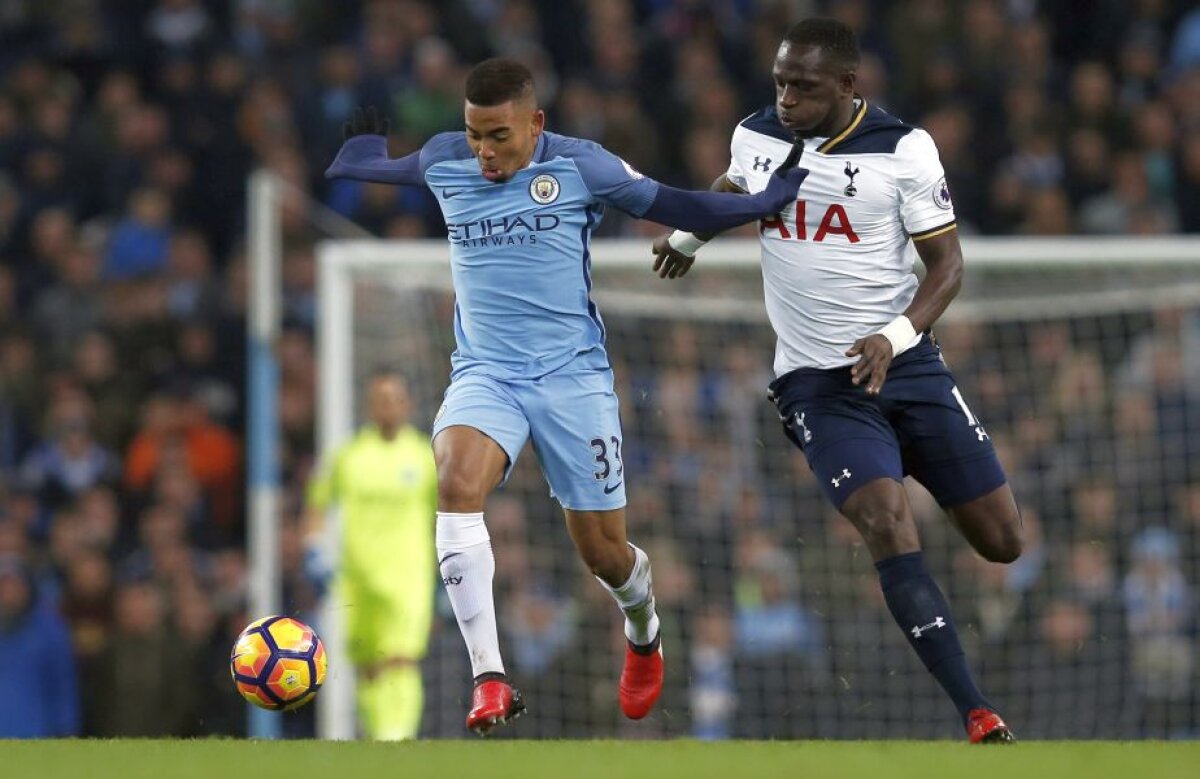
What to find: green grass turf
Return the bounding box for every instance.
[1,739,1197,779]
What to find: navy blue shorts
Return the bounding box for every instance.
[768,335,1007,510]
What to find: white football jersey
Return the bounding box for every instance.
[726,99,956,375]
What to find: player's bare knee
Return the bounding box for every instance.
[846,492,916,556]
[860,510,911,548]
[436,468,488,512]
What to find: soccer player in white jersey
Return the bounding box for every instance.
[651,19,1021,743]
[326,59,807,735]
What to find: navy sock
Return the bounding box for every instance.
[875,551,990,723]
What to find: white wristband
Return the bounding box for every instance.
[667,230,708,257]
[877,315,918,357]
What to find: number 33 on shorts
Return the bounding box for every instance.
[590,435,624,494]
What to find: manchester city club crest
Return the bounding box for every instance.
[529,173,560,204]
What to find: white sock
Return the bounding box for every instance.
[436,511,504,679]
[597,543,660,647]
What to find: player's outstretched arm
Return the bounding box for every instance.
[641,139,806,235]
[846,228,964,395]
[651,174,747,279]
[324,106,424,186]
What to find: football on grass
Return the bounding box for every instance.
[231,616,327,711]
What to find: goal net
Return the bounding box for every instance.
[316,236,1200,740]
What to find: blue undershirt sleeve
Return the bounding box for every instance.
[324,135,424,186]
[563,135,807,231]
[641,171,807,233]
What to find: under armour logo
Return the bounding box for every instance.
[795,412,813,443]
[752,156,772,172]
[911,616,946,638]
[831,468,852,488]
[844,162,860,197]
[975,426,989,442]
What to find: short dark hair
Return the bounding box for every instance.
[369,366,409,386]
[465,58,535,106]
[784,18,860,70]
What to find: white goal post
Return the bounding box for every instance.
[311,235,1200,740]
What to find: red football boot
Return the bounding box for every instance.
[466,678,526,736]
[967,708,1016,744]
[619,636,664,720]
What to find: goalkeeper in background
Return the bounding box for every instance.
[304,369,438,740]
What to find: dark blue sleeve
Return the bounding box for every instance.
[324,135,423,186]
[642,169,808,233]
[563,139,660,216]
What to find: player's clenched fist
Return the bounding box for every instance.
[846,333,894,395]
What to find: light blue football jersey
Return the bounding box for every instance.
[417,131,659,380]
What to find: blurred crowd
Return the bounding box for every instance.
[408,298,1200,740]
[0,0,1197,740]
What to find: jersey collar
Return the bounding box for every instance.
[512,133,550,174]
[531,132,549,165]
[816,97,868,154]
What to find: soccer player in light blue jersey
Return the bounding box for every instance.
[325,57,807,735]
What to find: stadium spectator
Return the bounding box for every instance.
[102,187,174,280]
[85,577,194,736]
[1021,597,1125,739]
[1079,150,1180,234]
[732,529,828,738]
[18,387,119,520]
[688,607,736,740]
[59,550,115,662]
[163,229,221,321]
[503,579,577,677]
[1170,7,1200,71]
[0,554,81,737]
[124,385,241,532]
[31,244,105,365]
[1123,527,1195,736]
[72,330,142,452]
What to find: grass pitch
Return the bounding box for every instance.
[1,739,1196,779]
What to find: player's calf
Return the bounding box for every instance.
[566,509,636,586]
[578,541,635,586]
[568,520,666,720]
[841,478,922,559]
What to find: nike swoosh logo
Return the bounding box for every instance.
[438,552,462,564]
[603,482,623,495]
[441,188,466,199]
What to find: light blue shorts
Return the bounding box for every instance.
[432,368,626,510]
